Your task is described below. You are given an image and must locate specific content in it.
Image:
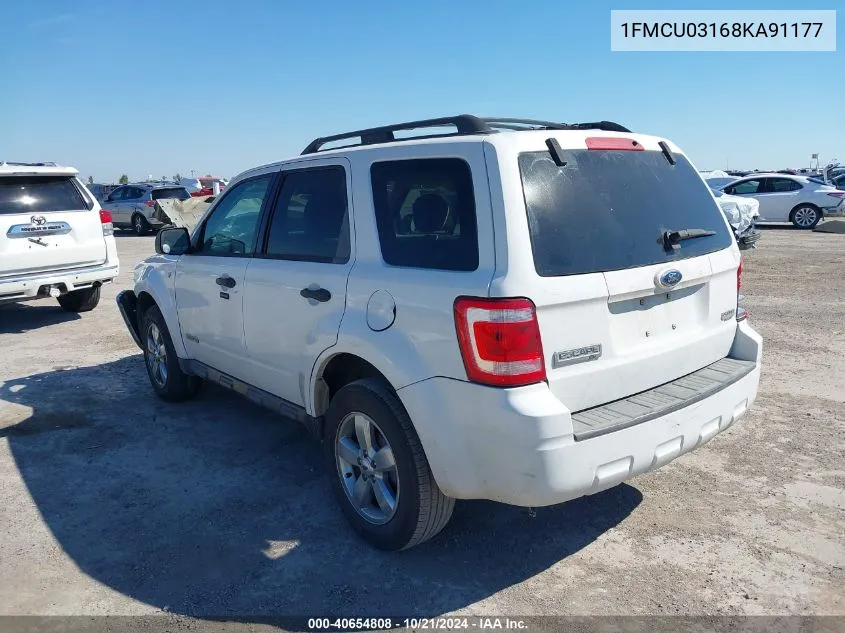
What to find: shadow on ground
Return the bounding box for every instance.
[0,302,81,334]
[0,357,641,617]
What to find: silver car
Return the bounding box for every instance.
[102,182,191,235]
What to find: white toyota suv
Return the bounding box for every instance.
[1,162,119,311]
[117,116,762,550]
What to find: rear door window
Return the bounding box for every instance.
[0,176,90,214]
[767,178,803,192]
[370,158,478,271]
[263,167,350,263]
[518,149,732,277]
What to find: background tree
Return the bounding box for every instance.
[87,176,94,185]
[118,174,129,185]
[173,172,182,183]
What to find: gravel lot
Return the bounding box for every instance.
[1,228,843,619]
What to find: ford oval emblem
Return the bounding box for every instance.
[657,269,683,288]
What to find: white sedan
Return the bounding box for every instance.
[720,174,845,229]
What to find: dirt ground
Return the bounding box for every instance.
[1,228,843,620]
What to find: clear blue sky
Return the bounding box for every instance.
[1,0,842,183]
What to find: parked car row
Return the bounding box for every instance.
[719,174,845,229]
[100,181,192,235]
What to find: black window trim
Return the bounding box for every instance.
[189,172,278,259]
[368,156,480,273]
[254,164,352,265]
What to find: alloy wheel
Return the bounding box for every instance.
[335,412,399,525]
[145,323,168,387]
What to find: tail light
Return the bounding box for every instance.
[99,209,114,236]
[454,297,546,387]
[827,192,845,199]
[736,257,748,321]
[144,199,156,207]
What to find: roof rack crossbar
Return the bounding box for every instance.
[482,118,568,130]
[482,118,631,133]
[301,114,493,154]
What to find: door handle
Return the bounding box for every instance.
[300,287,331,302]
[216,275,236,288]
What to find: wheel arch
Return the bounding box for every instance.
[133,274,187,358]
[311,352,396,419]
[790,201,822,225]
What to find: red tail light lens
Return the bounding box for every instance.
[99,209,114,236]
[144,199,155,207]
[454,297,546,387]
[827,192,845,198]
[737,256,742,291]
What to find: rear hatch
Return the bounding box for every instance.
[513,134,739,413]
[0,174,108,278]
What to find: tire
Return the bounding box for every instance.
[324,378,454,551]
[140,305,201,402]
[790,204,821,229]
[57,286,100,312]
[132,213,151,236]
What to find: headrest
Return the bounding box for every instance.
[412,193,450,233]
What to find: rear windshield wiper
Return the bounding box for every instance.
[662,228,716,251]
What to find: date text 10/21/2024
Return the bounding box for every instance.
[307,617,528,630]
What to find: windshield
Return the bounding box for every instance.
[152,187,191,201]
[518,149,732,277]
[0,175,90,215]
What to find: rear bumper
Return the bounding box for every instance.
[0,261,119,304]
[398,321,762,507]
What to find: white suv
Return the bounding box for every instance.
[1,162,119,310]
[117,116,762,550]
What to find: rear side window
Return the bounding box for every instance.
[768,178,802,192]
[152,187,191,201]
[370,158,478,271]
[0,176,89,214]
[519,149,732,277]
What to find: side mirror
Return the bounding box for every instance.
[155,227,191,256]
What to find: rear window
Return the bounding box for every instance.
[152,187,191,201]
[370,158,478,271]
[518,149,732,277]
[0,176,90,215]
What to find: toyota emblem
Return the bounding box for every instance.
[31,215,47,226]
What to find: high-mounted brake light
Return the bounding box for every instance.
[454,297,546,387]
[585,137,643,151]
[99,209,114,236]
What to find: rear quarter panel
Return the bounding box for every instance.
[309,141,496,413]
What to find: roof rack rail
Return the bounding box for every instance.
[301,114,493,154]
[0,161,59,167]
[300,115,631,154]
